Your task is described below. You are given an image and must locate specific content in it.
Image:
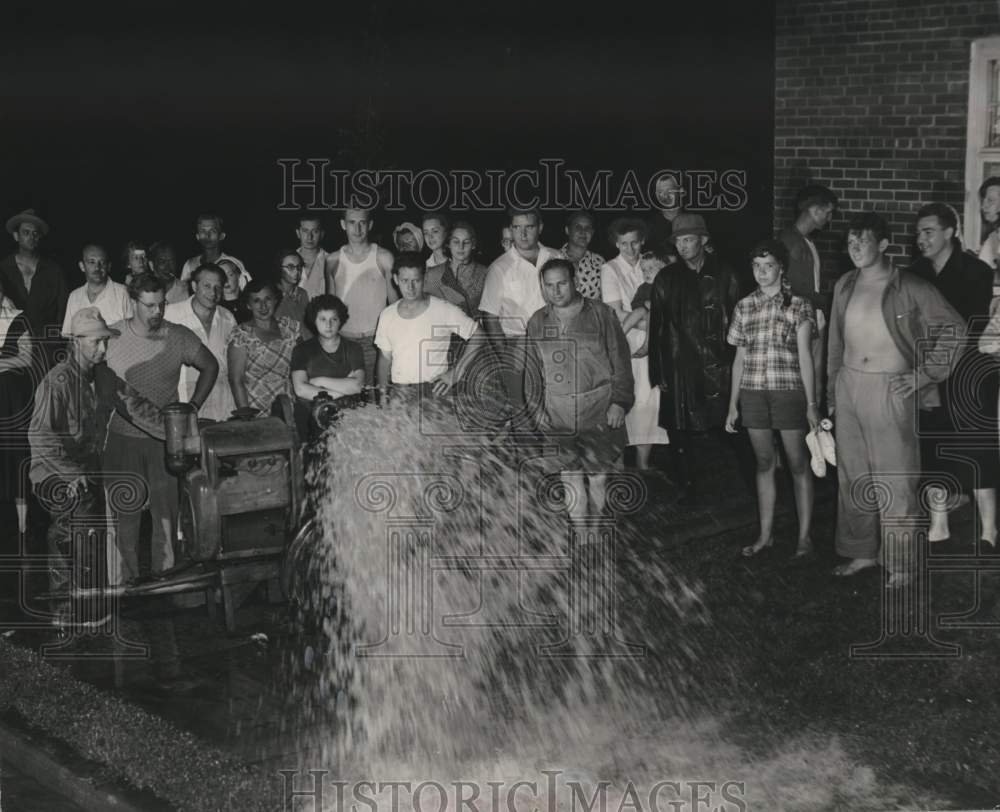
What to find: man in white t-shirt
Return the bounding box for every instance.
[61,244,132,336]
[375,252,480,393]
[479,207,563,413]
[179,214,250,288]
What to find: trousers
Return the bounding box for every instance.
[104,431,176,585]
[834,365,921,570]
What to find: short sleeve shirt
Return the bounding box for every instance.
[291,336,365,380]
[105,319,207,437]
[479,245,564,337]
[62,281,133,337]
[727,288,816,391]
[374,296,478,384]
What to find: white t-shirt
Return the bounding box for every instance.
[61,281,132,337]
[479,244,564,337]
[374,295,478,384]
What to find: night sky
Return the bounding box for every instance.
[1,2,775,279]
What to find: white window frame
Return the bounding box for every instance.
[964,36,1000,250]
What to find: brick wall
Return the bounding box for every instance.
[774,0,999,286]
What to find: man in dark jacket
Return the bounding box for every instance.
[908,202,997,549]
[0,209,67,369]
[648,213,751,505]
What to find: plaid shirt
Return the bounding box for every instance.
[727,288,816,391]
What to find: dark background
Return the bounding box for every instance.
[0,1,775,283]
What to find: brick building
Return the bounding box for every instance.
[774,0,1000,290]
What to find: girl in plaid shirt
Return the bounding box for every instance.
[725,239,819,558]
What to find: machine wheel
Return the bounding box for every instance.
[282,514,321,604]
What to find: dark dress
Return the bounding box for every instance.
[0,312,33,501]
[910,248,999,490]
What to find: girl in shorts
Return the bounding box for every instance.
[725,239,818,558]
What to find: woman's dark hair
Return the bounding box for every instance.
[240,276,283,318]
[444,220,478,260]
[305,294,349,334]
[608,216,648,243]
[750,238,792,308]
[275,248,304,272]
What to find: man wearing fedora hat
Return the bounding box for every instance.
[0,209,67,369]
[648,212,753,504]
[29,307,163,628]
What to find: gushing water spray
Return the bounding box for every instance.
[286,392,706,776]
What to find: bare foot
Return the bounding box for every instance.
[793,538,814,558]
[742,537,773,558]
[885,571,913,589]
[832,558,878,576]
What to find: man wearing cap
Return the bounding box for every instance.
[0,209,67,368]
[104,273,219,585]
[648,213,750,503]
[61,244,132,337]
[29,308,163,627]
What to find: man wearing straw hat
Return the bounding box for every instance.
[0,208,67,369]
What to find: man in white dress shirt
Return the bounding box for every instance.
[164,263,236,422]
[479,207,563,416]
[61,244,131,336]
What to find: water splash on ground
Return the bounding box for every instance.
[283,395,944,811]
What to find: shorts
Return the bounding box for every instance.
[739,388,808,431]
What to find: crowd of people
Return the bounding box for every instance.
[5,173,1000,628]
